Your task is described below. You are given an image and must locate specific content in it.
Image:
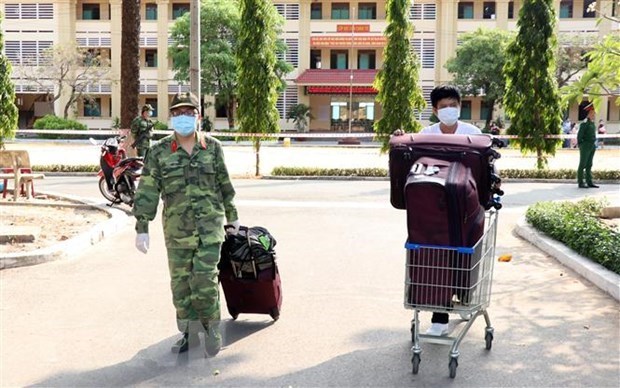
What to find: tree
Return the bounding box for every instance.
[0,12,18,149]
[286,103,313,132]
[503,0,563,169]
[556,34,594,90]
[169,0,292,129]
[236,0,281,176]
[120,0,140,129]
[561,1,620,110]
[374,0,425,151]
[445,28,512,129]
[18,44,111,119]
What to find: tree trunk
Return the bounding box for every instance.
[227,97,235,129]
[254,137,261,176]
[120,1,140,129]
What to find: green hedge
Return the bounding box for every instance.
[271,166,620,180]
[526,198,620,274]
[33,115,88,139]
[32,164,100,172]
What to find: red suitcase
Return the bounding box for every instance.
[218,226,282,321]
[389,133,501,211]
[404,159,485,307]
[219,264,282,320]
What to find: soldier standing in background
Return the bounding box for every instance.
[132,92,240,357]
[130,104,154,157]
[577,104,599,189]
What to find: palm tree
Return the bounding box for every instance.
[120,0,140,129]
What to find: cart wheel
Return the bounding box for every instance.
[270,307,280,321]
[411,353,421,374]
[449,357,458,378]
[410,323,416,342]
[485,331,493,350]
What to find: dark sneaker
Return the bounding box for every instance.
[587,183,599,188]
[204,326,222,357]
[171,333,199,354]
[578,183,589,188]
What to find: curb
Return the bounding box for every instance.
[514,217,620,302]
[0,192,130,270]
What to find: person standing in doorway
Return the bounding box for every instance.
[132,92,240,357]
[130,104,155,157]
[577,104,599,189]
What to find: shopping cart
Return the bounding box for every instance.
[404,209,498,378]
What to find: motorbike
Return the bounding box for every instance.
[90,136,143,206]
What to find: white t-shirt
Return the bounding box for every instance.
[420,121,482,135]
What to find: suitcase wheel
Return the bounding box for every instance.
[270,307,280,321]
[228,307,239,320]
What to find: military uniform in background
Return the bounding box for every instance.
[130,104,154,157]
[577,110,597,188]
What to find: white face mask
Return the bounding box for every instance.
[437,107,460,126]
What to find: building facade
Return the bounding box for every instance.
[2,0,618,131]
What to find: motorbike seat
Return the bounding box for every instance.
[118,157,143,167]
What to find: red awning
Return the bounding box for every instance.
[295,69,379,85]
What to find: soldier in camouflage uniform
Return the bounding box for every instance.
[132,92,240,357]
[130,104,155,157]
[577,103,599,189]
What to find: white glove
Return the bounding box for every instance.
[135,233,150,254]
[225,220,241,235]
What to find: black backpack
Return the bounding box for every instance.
[219,226,277,277]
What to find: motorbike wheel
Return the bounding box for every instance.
[98,176,118,202]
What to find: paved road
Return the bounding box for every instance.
[2,178,619,387]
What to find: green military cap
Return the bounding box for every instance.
[170,92,200,110]
[141,104,154,112]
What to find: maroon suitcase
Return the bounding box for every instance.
[219,264,282,321]
[389,133,501,210]
[404,159,485,307]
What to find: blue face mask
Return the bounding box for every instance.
[171,115,197,136]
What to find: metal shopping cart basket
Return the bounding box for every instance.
[404,209,498,378]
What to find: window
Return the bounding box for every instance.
[145,98,158,117]
[480,102,492,121]
[215,100,227,118]
[311,3,322,19]
[172,3,190,19]
[84,98,101,117]
[358,50,376,69]
[458,2,474,19]
[82,4,100,20]
[330,50,348,69]
[483,2,496,19]
[411,39,435,69]
[358,3,377,20]
[145,49,157,67]
[310,50,322,69]
[276,86,299,119]
[583,0,595,18]
[460,101,472,120]
[331,3,349,19]
[508,2,514,19]
[83,49,103,66]
[560,0,573,18]
[145,3,157,20]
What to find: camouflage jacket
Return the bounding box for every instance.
[130,116,154,143]
[132,133,238,248]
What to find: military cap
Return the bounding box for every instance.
[170,92,200,110]
[141,104,154,112]
[584,102,595,112]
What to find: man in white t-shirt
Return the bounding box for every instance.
[420,85,481,135]
[421,85,482,336]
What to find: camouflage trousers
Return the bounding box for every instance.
[135,141,150,158]
[167,242,221,333]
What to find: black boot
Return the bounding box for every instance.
[171,332,199,354]
[204,325,222,357]
[587,183,599,188]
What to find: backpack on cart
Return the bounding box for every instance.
[219,225,282,321]
[389,133,503,211]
